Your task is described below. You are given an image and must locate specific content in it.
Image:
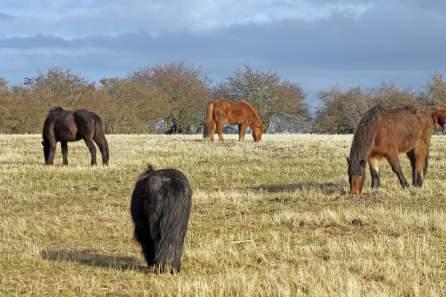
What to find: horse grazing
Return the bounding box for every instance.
[348,105,433,194]
[432,106,446,134]
[203,99,264,142]
[130,165,192,273]
[41,107,109,166]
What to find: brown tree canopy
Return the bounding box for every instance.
[418,73,446,107]
[0,64,210,134]
[131,63,209,133]
[0,65,444,134]
[98,78,166,133]
[313,84,417,134]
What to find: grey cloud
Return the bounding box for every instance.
[399,0,446,12]
[1,0,446,107]
[0,34,69,49]
[0,12,14,20]
[0,0,372,36]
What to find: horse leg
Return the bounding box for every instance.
[93,135,109,166]
[238,124,247,141]
[386,154,409,189]
[368,157,380,189]
[414,147,429,187]
[209,120,216,142]
[406,149,417,186]
[84,138,97,166]
[61,141,68,165]
[216,122,224,142]
[47,141,57,165]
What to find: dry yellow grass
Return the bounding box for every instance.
[0,134,445,297]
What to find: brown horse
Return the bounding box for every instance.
[203,99,264,142]
[348,105,433,194]
[432,106,446,134]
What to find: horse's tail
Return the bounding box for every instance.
[136,164,157,183]
[424,152,429,177]
[94,116,109,165]
[48,106,64,114]
[203,102,214,139]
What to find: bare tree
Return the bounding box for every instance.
[217,65,309,131]
[419,73,446,107]
[369,83,415,108]
[0,78,7,94]
[98,78,166,133]
[313,87,370,134]
[24,68,95,108]
[132,63,209,133]
[313,84,416,134]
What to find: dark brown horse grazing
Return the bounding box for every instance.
[42,107,109,165]
[348,105,433,194]
[432,106,446,134]
[203,99,264,142]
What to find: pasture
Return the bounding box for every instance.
[0,134,445,297]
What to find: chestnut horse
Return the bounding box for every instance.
[42,107,109,165]
[348,105,432,194]
[203,99,264,142]
[432,106,446,134]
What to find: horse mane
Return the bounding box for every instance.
[239,99,263,127]
[349,105,384,164]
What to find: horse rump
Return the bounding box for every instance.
[130,165,192,273]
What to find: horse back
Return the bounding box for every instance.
[212,99,259,126]
[372,107,432,154]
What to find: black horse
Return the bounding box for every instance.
[130,166,192,273]
[41,107,109,165]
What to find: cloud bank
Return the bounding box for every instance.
[1,0,445,105]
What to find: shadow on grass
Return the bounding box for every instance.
[41,248,148,272]
[252,181,346,195]
[0,160,36,166]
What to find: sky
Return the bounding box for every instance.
[1,0,446,107]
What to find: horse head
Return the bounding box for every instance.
[41,139,50,164]
[347,157,365,194]
[252,123,263,142]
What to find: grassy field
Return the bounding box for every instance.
[0,134,445,297]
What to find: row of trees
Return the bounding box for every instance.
[0,64,445,134]
[0,64,308,134]
[313,75,446,133]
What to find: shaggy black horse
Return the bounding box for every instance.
[130,166,192,273]
[41,107,109,165]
